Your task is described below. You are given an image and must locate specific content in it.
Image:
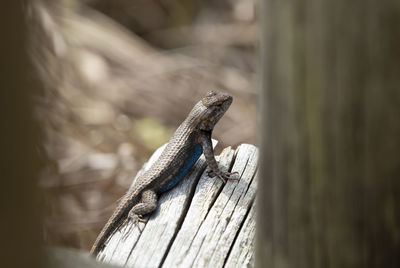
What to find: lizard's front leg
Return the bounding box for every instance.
[125,189,157,235]
[200,131,238,183]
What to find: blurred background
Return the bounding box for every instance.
[33,0,258,251]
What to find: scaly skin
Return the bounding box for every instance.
[90,91,234,256]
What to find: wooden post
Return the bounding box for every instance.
[94,143,258,267]
[0,1,43,267]
[258,0,400,267]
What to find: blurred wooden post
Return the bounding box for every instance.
[258,0,400,267]
[0,1,44,268]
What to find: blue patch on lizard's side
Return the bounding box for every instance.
[160,143,203,193]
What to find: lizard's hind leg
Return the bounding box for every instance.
[123,190,158,239]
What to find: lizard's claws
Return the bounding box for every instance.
[207,170,239,183]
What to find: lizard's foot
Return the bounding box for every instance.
[131,214,147,231]
[123,214,147,240]
[207,170,239,183]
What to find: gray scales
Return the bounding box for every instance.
[92,93,258,267]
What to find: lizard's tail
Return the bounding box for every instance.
[90,208,127,256]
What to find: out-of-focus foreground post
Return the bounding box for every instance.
[0,1,43,268]
[258,0,400,267]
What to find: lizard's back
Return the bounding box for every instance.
[90,118,202,255]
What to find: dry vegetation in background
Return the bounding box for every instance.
[33,0,257,251]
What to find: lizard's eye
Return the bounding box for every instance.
[206,91,217,97]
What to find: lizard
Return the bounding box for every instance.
[90,91,235,256]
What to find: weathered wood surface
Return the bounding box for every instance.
[95,142,258,268]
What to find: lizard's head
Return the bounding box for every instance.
[194,91,232,131]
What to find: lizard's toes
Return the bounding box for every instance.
[217,174,227,184]
[219,171,240,183]
[132,215,147,232]
[208,169,239,183]
[226,171,240,180]
[137,216,147,223]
